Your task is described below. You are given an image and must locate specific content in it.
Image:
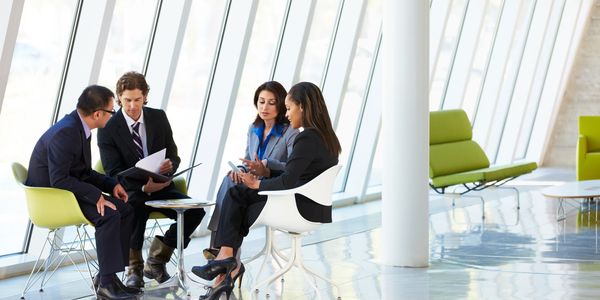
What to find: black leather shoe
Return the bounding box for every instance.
[125,269,145,289]
[113,274,142,295]
[143,262,170,283]
[96,280,136,300]
[191,257,237,281]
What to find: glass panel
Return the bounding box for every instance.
[298,0,340,84]
[334,0,381,192]
[0,0,78,256]
[96,0,158,89]
[165,0,228,169]
[429,0,468,110]
[92,0,158,169]
[462,0,503,120]
[368,134,382,187]
[218,0,287,180]
[484,0,535,163]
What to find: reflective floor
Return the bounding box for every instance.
[3,173,600,299]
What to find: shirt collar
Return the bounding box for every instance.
[253,122,284,137]
[123,108,145,128]
[76,111,91,139]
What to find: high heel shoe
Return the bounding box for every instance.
[199,271,234,300]
[192,257,237,281]
[232,263,245,289]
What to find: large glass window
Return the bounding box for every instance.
[165,0,227,169]
[298,0,340,84]
[334,0,381,192]
[218,0,287,180]
[0,0,78,256]
[92,0,158,166]
[96,0,158,89]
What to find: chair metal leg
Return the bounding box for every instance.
[251,233,341,300]
[243,226,272,265]
[252,238,296,293]
[20,231,53,299]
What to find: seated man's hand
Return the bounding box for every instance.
[113,184,129,202]
[145,177,171,193]
[159,159,173,175]
[96,195,116,216]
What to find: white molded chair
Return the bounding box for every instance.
[12,162,97,299]
[252,165,342,300]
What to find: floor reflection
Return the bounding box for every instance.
[6,185,600,299]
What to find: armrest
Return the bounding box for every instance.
[258,188,299,196]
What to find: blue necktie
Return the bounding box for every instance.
[131,122,144,159]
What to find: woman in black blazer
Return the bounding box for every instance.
[192,82,341,300]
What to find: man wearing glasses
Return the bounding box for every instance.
[98,71,205,289]
[26,85,138,299]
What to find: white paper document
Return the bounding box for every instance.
[135,148,165,173]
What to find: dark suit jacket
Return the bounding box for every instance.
[97,107,180,192]
[259,128,339,223]
[26,110,117,205]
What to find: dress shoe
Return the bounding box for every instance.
[125,268,144,289]
[126,249,145,288]
[96,280,136,300]
[232,263,245,288]
[199,274,234,300]
[143,261,170,283]
[191,257,237,281]
[144,237,173,283]
[112,274,142,295]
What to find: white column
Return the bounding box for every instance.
[381,0,429,267]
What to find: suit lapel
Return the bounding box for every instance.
[144,108,155,154]
[264,126,286,158]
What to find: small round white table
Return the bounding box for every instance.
[144,199,214,297]
[541,180,600,221]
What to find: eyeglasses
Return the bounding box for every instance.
[99,109,116,115]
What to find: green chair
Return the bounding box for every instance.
[12,162,97,299]
[429,109,538,217]
[577,116,600,181]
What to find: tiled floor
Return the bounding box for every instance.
[3,169,600,299]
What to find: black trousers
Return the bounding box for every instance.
[128,187,205,250]
[214,185,267,250]
[79,195,133,276]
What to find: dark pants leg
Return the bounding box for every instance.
[80,196,133,276]
[207,175,237,247]
[214,185,267,250]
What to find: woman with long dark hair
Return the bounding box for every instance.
[204,81,298,257]
[192,82,341,300]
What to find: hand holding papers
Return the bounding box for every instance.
[118,148,201,182]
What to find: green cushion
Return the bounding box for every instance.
[430,140,489,178]
[580,116,600,152]
[578,151,600,180]
[430,109,472,145]
[431,161,538,188]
